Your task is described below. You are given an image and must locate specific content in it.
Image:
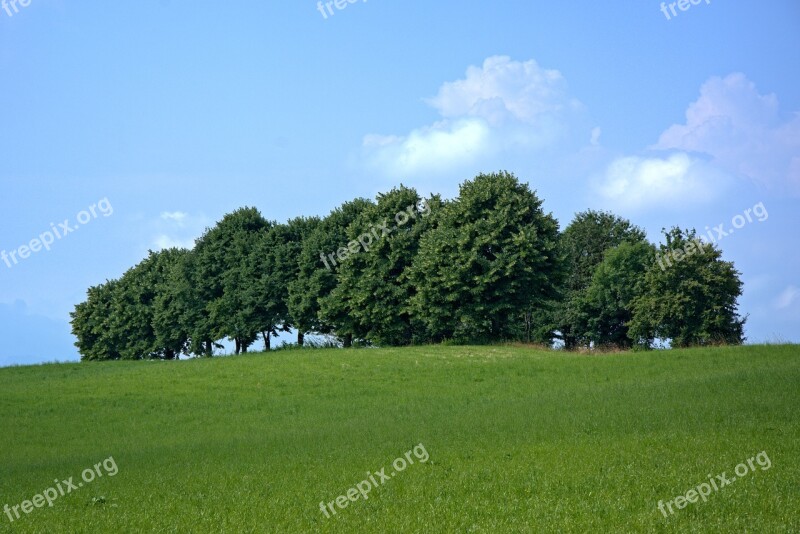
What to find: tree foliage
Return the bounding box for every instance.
[578,241,654,349]
[629,228,746,348]
[194,207,271,354]
[320,186,436,346]
[71,279,122,361]
[71,174,748,360]
[287,198,373,342]
[252,216,320,348]
[410,172,561,343]
[553,210,647,348]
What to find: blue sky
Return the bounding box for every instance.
[1,1,799,366]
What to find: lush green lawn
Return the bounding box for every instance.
[0,345,798,533]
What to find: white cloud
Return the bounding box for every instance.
[653,73,800,195]
[425,56,578,125]
[362,56,582,178]
[153,234,195,250]
[590,127,601,146]
[593,152,726,211]
[364,119,492,176]
[591,72,800,210]
[160,211,188,225]
[775,285,800,310]
[150,211,207,251]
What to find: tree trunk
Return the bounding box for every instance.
[524,311,532,343]
[298,331,304,347]
[235,337,241,355]
[262,331,271,351]
[343,333,352,348]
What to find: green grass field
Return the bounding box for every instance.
[1,345,798,533]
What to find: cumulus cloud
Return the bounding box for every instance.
[593,72,800,210]
[590,127,602,146]
[364,119,492,175]
[153,234,195,250]
[151,211,207,251]
[160,211,188,225]
[593,153,726,211]
[425,56,578,125]
[653,73,800,194]
[775,285,800,310]
[362,56,582,177]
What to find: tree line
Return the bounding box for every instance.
[70,172,746,360]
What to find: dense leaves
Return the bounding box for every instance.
[553,210,648,349]
[628,228,746,348]
[194,207,272,354]
[410,172,561,343]
[288,198,373,345]
[579,241,655,349]
[70,173,747,359]
[319,186,438,346]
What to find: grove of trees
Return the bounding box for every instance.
[70,172,747,360]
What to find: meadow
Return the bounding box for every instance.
[0,344,798,533]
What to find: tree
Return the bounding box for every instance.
[250,216,320,348]
[554,210,647,349]
[194,207,271,355]
[71,280,122,361]
[72,249,188,361]
[287,198,373,346]
[110,248,187,359]
[629,227,746,348]
[410,172,562,343]
[578,241,654,349]
[320,186,437,346]
[73,182,751,359]
[152,248,196,358]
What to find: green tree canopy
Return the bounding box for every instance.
[71,279,122,361]
[152,247,196,358]
[554,210,647,348]
[320,186,437,346]
[578,240,655,349]
[194,207,271,354]
[629,227,746,348]
[410,171,562,343]
[287,198,374,343]
[111,248,187,359]
[71,176,750,359]
[250,216,320,348]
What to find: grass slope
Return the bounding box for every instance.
[0,345,798,533]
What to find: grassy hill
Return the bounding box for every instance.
[1,345,798,533]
